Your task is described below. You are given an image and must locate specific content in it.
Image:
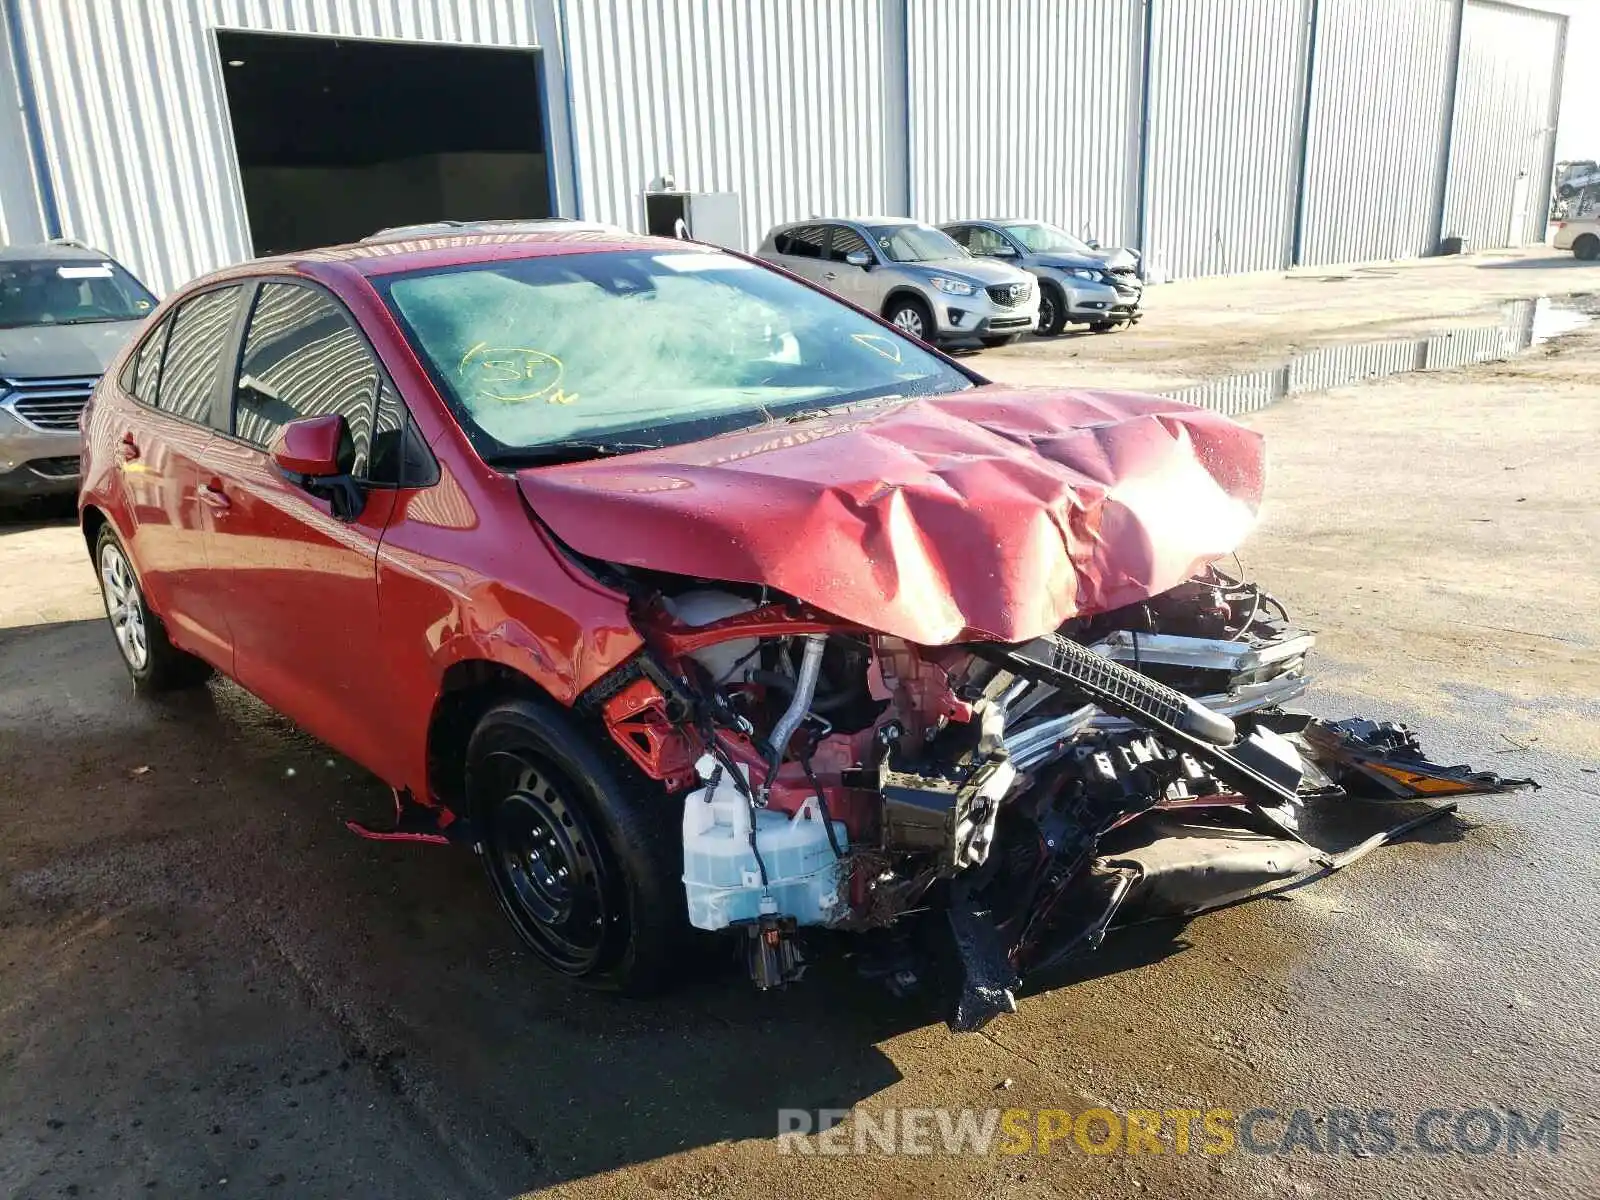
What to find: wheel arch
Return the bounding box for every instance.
[880,287,933,320]
[80,503,108,561]
[425,658,561,812]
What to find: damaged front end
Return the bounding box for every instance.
[584,566,1534,1030]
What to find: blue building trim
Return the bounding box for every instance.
[1289,0,1321,266]
[1134,0,1156,258]
[555,0,584,218]
[1432,0,1467,251]
[2,0,61,239]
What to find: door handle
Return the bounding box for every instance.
[118,433,140,461]
[199,482,231,512]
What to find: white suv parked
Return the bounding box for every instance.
[758,217,1039,348]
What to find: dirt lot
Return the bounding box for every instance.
[2,249,1596,1199]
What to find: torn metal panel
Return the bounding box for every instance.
[1298,717,1539,798]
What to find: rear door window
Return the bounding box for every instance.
[773,225,826,260]
[155,286,245,424]
[119,317,173,405]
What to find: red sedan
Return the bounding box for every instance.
[79,224,1512,1027]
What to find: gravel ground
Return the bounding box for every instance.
[1,248,1596,1199]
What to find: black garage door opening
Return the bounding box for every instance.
[216,31,552,255]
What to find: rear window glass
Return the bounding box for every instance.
[156,286,243,423]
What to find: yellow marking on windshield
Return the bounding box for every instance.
[458,343,570,404]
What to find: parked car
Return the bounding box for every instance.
[1551,208,1598,260]
[757,217,1038,347]
[940,219,1143,336]
[79,228,1520,1025]
[0,240,156,503]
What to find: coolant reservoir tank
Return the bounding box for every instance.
[681,754,848,931]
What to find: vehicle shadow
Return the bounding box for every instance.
[1475,255,1591,271]
[0,618,923,1194]
[0,494,77,531]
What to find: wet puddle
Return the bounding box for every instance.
[1168,295,1595,416]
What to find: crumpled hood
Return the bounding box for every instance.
[517,387,1264,646]
[1037,254,1104,272]
[0,320,144,378]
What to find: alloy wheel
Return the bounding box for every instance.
[99,541,150,671]
[892,306,926,340]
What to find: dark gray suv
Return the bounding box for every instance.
[0,241,155,503]
[940,219,1143,336]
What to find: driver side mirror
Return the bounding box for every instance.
[269,413,365,521]
[990,243,1018,257]
[845,249,873,269]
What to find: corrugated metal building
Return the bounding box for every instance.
[0,0,1570,296]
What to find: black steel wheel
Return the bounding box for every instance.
[467,697,685,993]
[1574,233,1599,261]
[1036,283,1066,336]
[479,748,612,974]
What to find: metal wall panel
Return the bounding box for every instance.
[1299,0,1457,266]
[11,0,553,295]
[1144,0,1311,280]
[1443,1,1565,249]
[905,0,1143,247]
[563,0,893,253]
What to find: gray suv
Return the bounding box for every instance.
[940,219,1143,336]
[0,241,155,503]
[758,217,1039,347]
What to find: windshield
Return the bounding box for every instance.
[1001,222,1096,256]
[379,249,973,464]
[0,259,156,329]
[867,224,968,264]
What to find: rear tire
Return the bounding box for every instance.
[1035,283,1067,336]
[1574,234,1599,261]
[95,526,212,694]
[884,296,934,344]
[467,697,686,994]
[980,334,1021,348]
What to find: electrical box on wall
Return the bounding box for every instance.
[642,191,744,251]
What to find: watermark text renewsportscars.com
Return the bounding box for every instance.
[777,1106,1564,1158]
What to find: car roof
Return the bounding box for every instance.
[772,215,924,232]
[0,238,116,262]
[181,226,706,290]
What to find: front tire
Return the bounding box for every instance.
[466,697,685,994]
[885,296,934,344]
[1574,234,1599,261]
[1035,283,1067,336]
[95,526,212,693]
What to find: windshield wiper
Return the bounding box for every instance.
[488,440,656,468]
[57,316,137,326]
[783,394,904,424]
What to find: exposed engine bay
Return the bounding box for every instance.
[582,565,1533,1031]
